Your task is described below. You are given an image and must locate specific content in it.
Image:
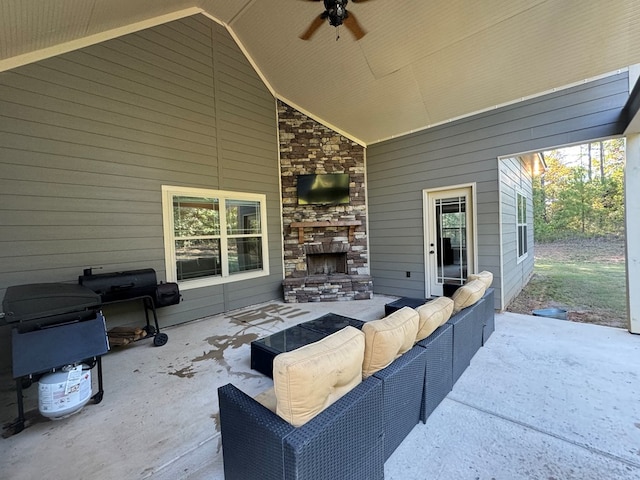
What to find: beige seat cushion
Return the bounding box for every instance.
[415,297,454,340]
[452,279,486,314]
[466,270,493,289]
[361,307,419,378]
[273,326,364,427]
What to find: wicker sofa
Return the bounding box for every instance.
[218,284,495,480]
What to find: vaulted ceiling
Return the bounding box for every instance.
[2,0,640,145]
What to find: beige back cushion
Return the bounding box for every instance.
[361,307,419,378]
[415,297,454,340]
[467,270,493,289]
[254,387,277,413]
[452,279,486,314]
[273,326,364,427]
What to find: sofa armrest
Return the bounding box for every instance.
[482,288,495,344]
[218,383,295,480]
[219,376,385,480]
[416,323,453,422]
[446,306,476,384]
[373,345,427,459]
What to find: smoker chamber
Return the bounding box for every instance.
[78,268,180,347]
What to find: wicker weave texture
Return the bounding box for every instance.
[417,323,453,422]
[471,297,485,353]
[482,288,496,344]
[373,345,427,459]
[446,308,476,383]
[218,384,293,480]
[219,377,384,480]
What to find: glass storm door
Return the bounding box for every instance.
[425,187,474,297]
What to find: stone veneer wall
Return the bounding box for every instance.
[278,101,373,302]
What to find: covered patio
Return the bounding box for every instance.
[2,297,638,479]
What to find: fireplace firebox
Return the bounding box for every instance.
[307,253,347,276]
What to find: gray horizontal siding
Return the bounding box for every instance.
[0,15,282,369]
[500,157,535,307]
[367,72,629,309]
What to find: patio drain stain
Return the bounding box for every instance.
[168,366,195,378]
[211,412,221,432]
[166,333,264,380]
[197,333,259,362]
[226,303,310,328]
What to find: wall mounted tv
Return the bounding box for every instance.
[297,173,350,206]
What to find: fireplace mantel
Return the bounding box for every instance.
[290,220,362,243]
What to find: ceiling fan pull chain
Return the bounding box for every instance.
[336,26,340,41]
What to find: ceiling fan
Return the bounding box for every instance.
[299,0,371,41]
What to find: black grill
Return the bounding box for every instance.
[1,282,109,436]
[78,268,158,303]
[1,268,181,435]
[77,268,180,349]
[78,268,181,309]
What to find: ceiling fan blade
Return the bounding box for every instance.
[351,0,374,3]
[300,14,327,40]
[343,12,366,40]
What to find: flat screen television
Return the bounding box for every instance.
[297,173,350,205]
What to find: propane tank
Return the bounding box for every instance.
[38,364,92,420]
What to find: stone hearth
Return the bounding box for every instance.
[283,274,373,303]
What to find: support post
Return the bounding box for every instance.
[625,134,640,334]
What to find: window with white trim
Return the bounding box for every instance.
[516,191,528,260]
[162,186,269,289]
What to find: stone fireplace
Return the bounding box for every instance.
[279,101,373,303]
[281,219,373,302]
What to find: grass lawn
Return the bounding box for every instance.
[506,238,628,329]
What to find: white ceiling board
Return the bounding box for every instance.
[414,1,640,126]
[358,0,545,80]
[85,0,195,34]
[0,0,95,59]
[288,65,431,144]
[333,69,431,143]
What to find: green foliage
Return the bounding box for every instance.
[534,139,625,242]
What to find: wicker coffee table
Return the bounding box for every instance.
[250,313,365,378]
[384,297,434,315]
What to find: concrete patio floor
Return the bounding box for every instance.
[1,295,639,480]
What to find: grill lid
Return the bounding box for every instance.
[2,283,101,324]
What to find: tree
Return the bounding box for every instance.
[533,139,625,241]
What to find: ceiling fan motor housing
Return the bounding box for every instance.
[326,0,348,26]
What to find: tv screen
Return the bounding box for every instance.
[297,173,350,205]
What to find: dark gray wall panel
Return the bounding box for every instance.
[367,73,629,309]
[0,15,282,370]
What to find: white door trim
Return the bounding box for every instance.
[422,183,478,297]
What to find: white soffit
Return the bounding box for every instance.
[0,0,95,58]
[358,0,545,80]
[0,0,207,72]
[412,1,640,123]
